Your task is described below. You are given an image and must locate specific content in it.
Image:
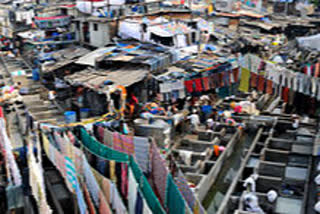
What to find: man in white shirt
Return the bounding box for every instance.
[187,110,200,133]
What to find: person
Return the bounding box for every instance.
[128,93,139,118]
[267,190,278,203]
[243,174,258,192]
[243,192,265,214]
[48,90,56,106]
[187,109,200,133]
[292,114,299,130]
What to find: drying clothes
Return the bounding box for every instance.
[282,87,289,103]
[98,126,105,142]
[82,183,96,214]
[80,128,128,162]
[99,192,112,214]
[194,79,203,92]
[83,157,100,207]
[96,156,106,175]
[202,77,210,91]
[142,195,153,214]
[208,75,216,89]
[110,183,127,214]
[239,67,250,92]
[151,143,168,205]
[110,160,117,183]
[103,128,113,148]
[119,134,135,155]
[128,168,138,214]
[179,150,193,166]
[101,176,111,204]
[133,136,149,173]
[121,163,128,199]
[175,173,197,212]
[250,72,258,88]
[165,174,185,214]
[135,191,144,214]
[315,63,320,77]
[266,80,273,95]
[184,80,194,93]
[233,68,239,83]
[257,75,265,92]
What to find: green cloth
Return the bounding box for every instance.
[239,67,250,92]
[129,156,165,214]
[166,174,185,214]
[80,128,129,162]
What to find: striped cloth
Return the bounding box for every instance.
[113,132,134,155]
[174,173,196,211]
[113,132,122,152]
[119,134,134,155]
[65,156,77,190]
[133,136,149,173]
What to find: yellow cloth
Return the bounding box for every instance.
[208,4,213,14]
[42,133,50,156]
[110,160,117,183]
[239,67,250,92]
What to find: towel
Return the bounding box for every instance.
[133,136,149,173]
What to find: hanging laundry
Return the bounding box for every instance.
[184,80,194,93]
[250,72,257,88]
[128,168,138,214]
[257,75,265,92]
[202,77,210,91]
[133,136,149,173]
[135,191,144,214]
[194,79,203,92]
[239,67,250,92]
[151,143,168,205]
[165,174,185,214]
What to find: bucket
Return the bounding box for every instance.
[64,111,76,124]
[80,108,90,119]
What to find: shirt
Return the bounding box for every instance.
[187,114,200,125]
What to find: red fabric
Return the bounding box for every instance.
[0,107,3,118]
[233,68,239,82]
[202,77,210,91]
[121,163,128,199]
[194,79,203,92]
[34,15,69,21]
[83,184,96,214]
[250,72,257,88]
[304,66,309,75]
[266,80,273,95]
[184,80,194,93]
[282,87,289,103]
[257,75,265,92]
[315,63,320,77]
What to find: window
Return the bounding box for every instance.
[93,23,98,31]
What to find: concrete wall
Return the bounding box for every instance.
[89,22,110,47]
